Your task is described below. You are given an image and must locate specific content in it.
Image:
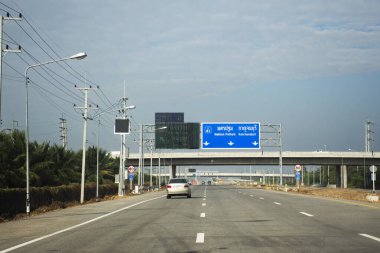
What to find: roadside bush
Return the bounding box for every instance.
[0,183,117,220]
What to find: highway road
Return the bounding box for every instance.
[0,185,380,252]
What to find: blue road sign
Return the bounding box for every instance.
[128,173,134,181]
[201,122,260,149]
[296,172,301,181]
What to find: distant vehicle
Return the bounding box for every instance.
[207,181,212,185]
[166,178,191,199]
[202,181,205,185]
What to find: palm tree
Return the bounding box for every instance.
[85,146,118,185]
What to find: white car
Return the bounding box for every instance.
[166,178,191,199]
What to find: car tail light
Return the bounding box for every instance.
[167,185,172,188]
[184,184,189,188]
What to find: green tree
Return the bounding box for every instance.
[84,146,118,185]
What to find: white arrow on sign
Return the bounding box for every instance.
[203,141,210,146]
[228,141,234,146]
[252,141,259,146]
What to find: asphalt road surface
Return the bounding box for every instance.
[1,185,380,253]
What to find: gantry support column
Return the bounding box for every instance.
[340,165,348,189]
[170,165,177,179]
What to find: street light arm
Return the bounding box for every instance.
[25,52,87,76]
[25,57,70,76]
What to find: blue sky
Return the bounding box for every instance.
[1,0,379,153]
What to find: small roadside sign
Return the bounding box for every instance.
[294,165,302,172]
[129,173,134,181]
[370,165,377,193]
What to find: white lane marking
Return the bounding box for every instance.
[203,198,206,201]
[274,202,282,205]
[202,203,206,206]
[259,197,264,200]
[359,233,380,242]
[0,195,165,253]
[250,195,254,197]
[300,212,314,217]
[200,213,206,218]
[196,233,205,243]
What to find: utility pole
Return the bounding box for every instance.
[74,78,96,204]
[114,82,135,195]
[59,114,68,150]
[117,84,128,196]
[139,124,144,188]
[0,13,22,128]
[365,120,374,152]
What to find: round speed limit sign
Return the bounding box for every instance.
[294,165,302,172]
[128,166,135,173]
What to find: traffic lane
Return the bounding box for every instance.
[5,186,206,253]
[198,185,379,252]
[0,191,165,252]
[233,186,380,239]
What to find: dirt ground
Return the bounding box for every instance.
[240,183,380,203]
[295,187,380,203]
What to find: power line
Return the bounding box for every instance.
[3,31,85,102]
[0,2,21,14]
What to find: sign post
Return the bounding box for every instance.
[295,165,302,191]
[370,165,377,193]
[201,122,260,149]
[128,166,135,191]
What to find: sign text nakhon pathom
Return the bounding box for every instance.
[201,122,260,149]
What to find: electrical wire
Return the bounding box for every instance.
[2,2,116,116]
[3,32,85,102]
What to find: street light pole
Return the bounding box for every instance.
[96,118,100,201]
[150,145,153,188]
[158,151,161,188]
[24,52,87,215]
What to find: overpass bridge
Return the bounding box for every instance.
[122,151,380,188]
[127,151,379,166]
[158,172,294,185]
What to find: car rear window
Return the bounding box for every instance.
[169,179,187,184]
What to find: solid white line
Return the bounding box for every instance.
[0,195,165,253]
[359,233,380,242]
[300,212,314,217]
[274,202,282,205]
[200,213,206,218]
[196,233,205,243]
[202,203,206,206]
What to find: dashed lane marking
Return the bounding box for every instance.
[196,233,205,243]
[202,203,206,206]
[259,197,264,200]
[200,213,206,218]
[300,212,314,217]
[359,233,380,242]
[274,202,282,205]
